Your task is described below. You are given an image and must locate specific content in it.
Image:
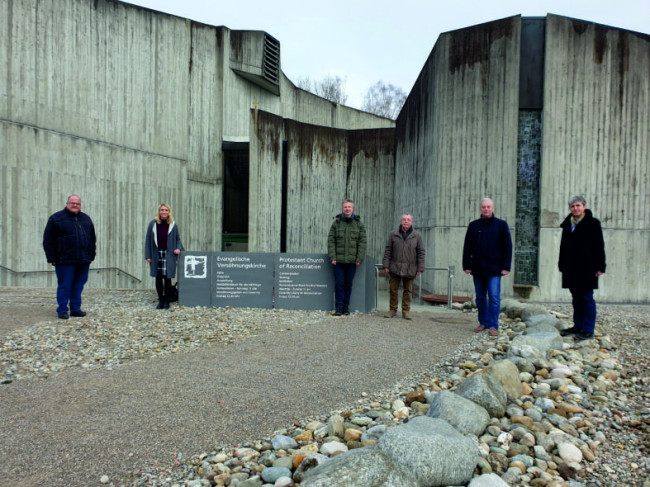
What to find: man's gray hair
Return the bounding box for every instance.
[480,198,493,206]
[568,195,586,206]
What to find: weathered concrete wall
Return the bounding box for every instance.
[0,121,187,288]
[0,0,202,288]
[394,17,522,297]
[538,15,650,302]
[250,110,395,263]
[0,0,392,288]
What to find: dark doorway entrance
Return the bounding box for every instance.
[222,142,249,251]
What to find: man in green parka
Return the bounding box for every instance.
[328,199,367,315]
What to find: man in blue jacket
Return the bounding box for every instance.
[43,195,96,319]
[462,198,512,336]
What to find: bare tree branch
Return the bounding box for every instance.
[296,75,348,105]
[361,81,407,119]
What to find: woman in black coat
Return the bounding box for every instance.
[145,204,184,309]
[558,196,606,339]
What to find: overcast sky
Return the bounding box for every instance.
[124,0,650,109]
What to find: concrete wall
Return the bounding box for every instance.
[394,17,522,297]
[538,15,650,302]
[0,0,392,288]
[249,110,395,263]
[394,14,650,303]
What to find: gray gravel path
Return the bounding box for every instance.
[0,288,476,487]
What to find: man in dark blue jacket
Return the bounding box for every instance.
[462,198,512,336]
[558,196,606,340]
[43,195,96,319]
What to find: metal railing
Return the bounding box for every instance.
[0,265,141,283]
[375,265,455,309]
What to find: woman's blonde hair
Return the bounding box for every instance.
[155,203,174,224]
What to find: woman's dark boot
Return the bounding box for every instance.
[163,298,170,309]
[156,298,164,309]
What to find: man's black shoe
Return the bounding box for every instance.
[560,326,579,336]
[58,312,69,320]
[343,308,350,316]
[575,332,594,340]
[333,309,343,316]
[70,310,87,317]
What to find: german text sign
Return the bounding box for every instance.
[213,253,274,309]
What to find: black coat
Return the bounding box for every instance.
[559,209,606,290]
[43,208,96,265]
[462,215,512,278]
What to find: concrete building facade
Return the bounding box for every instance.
[1,2,648,303]
[0,0,394,289]
[395,14,649,303]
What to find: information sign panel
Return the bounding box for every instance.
[178,252,212,307]
[274,253,333,310]
[212,253,274,309]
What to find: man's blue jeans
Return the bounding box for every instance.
[333,263,357,312]
[570,289,596,334]
[55,264,90,314]
[473,275,502,329]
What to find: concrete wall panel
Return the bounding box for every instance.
[539,15,650,301]
[1,0,191,157]
[249,110,284,253]
[0,122,184,287]
[394,16,521,298]
[250,112,395,263]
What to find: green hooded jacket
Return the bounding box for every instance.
[327,214,367,264]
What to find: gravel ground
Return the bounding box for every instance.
[0,288,647,487]
[0,287,478,487]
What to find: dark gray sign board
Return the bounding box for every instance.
[178,252,212,307]
[212,252,274,309]
[275,253,334,310]
[178,252,375,313]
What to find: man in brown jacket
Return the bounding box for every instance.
[383,214,426,320]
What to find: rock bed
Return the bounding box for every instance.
[126,303,649,487]
[1,293,648,486]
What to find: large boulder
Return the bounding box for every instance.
[486,360,523,398]
[520,304,550,321]
[299,447,418,487]
[426,390,490,436]
[507,344,553,370]
[501,299,525,319]
[524,313,562,329]
[292,453,328,483]
[376,416,479,486]
[510,333,563,357]
[525,322,561,335]
[455,372,507,418]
